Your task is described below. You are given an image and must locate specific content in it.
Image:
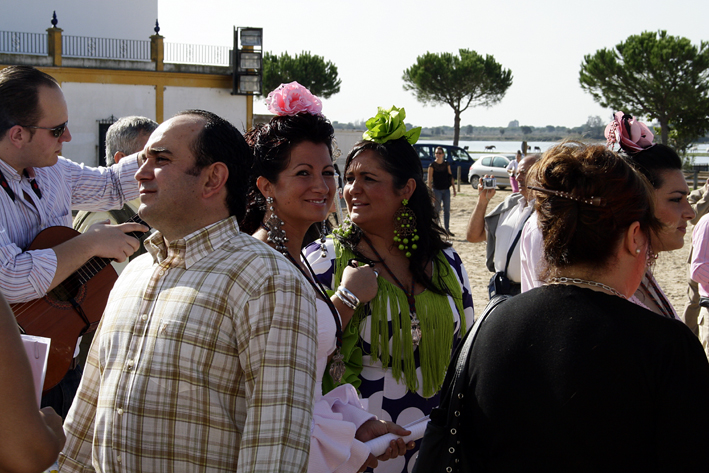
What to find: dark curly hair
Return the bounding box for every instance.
[240,112,336,234]
[529,142,661,279]
[338,138,451,294]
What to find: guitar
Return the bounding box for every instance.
[11,214,149,393]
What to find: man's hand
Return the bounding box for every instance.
[82,220,148,262]
[477,174,496,203]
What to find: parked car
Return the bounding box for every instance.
[414,143,475,183]
[468,154,515,190]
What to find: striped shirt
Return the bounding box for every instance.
[0,155,140,303]
[60,217,318,473]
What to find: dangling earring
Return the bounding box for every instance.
[319,220,328,257]
[393,198,419,258]
[265,196,288,254]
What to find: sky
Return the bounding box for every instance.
[157,0,709,130]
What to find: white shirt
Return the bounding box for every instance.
[520,211,544,292]
[0,154,140,303]
[493,197,533,283]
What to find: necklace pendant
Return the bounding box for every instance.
[411,313,422,348]
[329,349,346,384]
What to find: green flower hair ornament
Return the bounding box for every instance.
[362,106,422,145]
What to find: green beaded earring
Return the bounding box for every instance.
[393,199,418,258]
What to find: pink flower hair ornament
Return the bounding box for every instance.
[265,81,323,117]
[604,111,654,154]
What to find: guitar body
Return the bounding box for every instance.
[11,226,118,393]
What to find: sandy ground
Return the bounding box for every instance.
[445,184,691,316]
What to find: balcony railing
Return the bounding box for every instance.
[0,30,232,67]
[62,35,151,61]
[164,42,231,66]
[0,31,47,55]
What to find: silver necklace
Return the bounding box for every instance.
[548,277,627,299]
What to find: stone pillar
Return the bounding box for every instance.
[150,34,164,72]
[46,27,63,66]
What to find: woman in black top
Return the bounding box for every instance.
[427,146,456,236]
[460,142,709,472]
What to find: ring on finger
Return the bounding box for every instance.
[372,268,379,278]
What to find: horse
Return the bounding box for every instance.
[484,145,496,150]
[533,146,541,152]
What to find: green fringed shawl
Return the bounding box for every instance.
[323,240,466,398]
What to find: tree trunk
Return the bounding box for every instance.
[453,110,461,147]
[659,117,668,145]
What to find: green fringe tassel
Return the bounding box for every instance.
[332,241,465,397]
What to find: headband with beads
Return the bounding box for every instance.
[526,185,606,207]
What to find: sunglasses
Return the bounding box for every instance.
[17,121,68,138]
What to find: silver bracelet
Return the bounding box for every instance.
[335,286,360,310]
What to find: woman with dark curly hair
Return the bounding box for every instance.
[243,83,412,473]
[305,106,474,473]
[445,142,709,472]
[605,112,695,318]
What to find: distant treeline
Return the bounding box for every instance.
[331,116,709,143]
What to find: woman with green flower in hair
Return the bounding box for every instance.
[305,106,475,473]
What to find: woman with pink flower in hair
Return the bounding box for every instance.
[241,82,413,473]
[605,112,695,318]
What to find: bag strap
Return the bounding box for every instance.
[503,211,532,273]
[438,294,510,412]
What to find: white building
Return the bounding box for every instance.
[0,1,250,166]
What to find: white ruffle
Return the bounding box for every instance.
[309,385,375,473]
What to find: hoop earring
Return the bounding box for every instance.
[265,196,288,254]
[393,198,419,258]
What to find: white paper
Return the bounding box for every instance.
[20,334,51,407]
[365,415,430,457]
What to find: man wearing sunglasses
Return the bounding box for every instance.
[0,65,147,418]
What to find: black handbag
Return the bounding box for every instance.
[412,295,509,473]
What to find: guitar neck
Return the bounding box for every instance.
[76,213,150,284]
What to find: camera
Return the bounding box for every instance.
[481,177,496,189]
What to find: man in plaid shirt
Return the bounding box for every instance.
[60,110,318,472]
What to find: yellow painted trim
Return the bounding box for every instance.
[246,94,253,132]
[0,65,237,126]
[36,67,232,88]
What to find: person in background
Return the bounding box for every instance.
[0,292,65,473]
[505,151,522,192]
[73,115,158,266]
[427,146,456,236]
[682,179,709,337]
[60,110,318,472]
[0,65,145,418]
[306,106,475,473]
[466,155,539,297]
[457,142,709,471]
[690,207,709,359]
[243,82,412,473]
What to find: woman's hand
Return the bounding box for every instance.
[40,407,66,451]
[341,264,379,305]
[355,419,415,471]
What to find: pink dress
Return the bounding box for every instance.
[309,298,376,473]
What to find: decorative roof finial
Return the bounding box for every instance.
[51,11,58,28]
[154,20,160,35]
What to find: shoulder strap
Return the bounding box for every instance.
[437,294,509,411]
[503,211,532,273]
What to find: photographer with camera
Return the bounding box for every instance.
[466,155,539,297]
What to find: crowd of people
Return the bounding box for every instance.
[0,64,708,473]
